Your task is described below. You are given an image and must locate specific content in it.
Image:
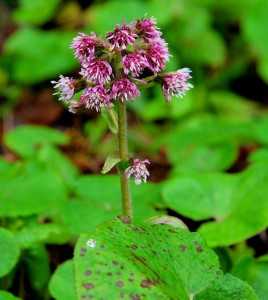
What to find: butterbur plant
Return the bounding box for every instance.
[50,18,258,300]
[52,17,192,220]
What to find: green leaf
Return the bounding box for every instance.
[5,125,69,158]
[101,107,118,134]
[198,163,268,246]
[208,91,259,121]
[62,175,162,234]
[4,28,76,84]
[0,228,20,278]
[37,144,78,187]
[0,165,68,217]
[49,260,76,300]
[13,0,60,25]
[24,244,50,292]
[74,218,220,299]
[101,156,121,174]
[196,273,258,300]
[0,291,21,300]
[232,256,268,300]
[162,173,237,221]
[15,223,70,249]
[164,115,254,174]
[86,0,148,34]
[242,0,268,82]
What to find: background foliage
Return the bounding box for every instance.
[1,0,268,299]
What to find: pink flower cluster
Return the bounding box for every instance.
[52,17,193,112]
[126,159,150,185]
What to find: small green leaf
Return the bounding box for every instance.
[49,260,76,300]
[0,228,20,278]
[74,218,220,299]
[4,125,69,158]
[101,156,121,174]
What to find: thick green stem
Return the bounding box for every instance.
[117,100,132,219]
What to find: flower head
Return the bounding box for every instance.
[81,85,110,112]
[68,85,110,113]
[146,39,169,73]
[135,18,161,41]
[80,60,112,84]
[162,68,193,101]
[122,52,149,77]
[71,33,97,63]
[51,75,75,102]
[106,24,137,50]
[111,78,140,102]
[126,159,150,185]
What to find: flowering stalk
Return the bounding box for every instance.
[52,17,193,221]
[117,101,132,218]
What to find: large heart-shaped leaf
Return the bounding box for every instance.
[74,218,220,299]
[62,175,163,234]
[0,228,20,278]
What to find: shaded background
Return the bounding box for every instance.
[1,0,268,299]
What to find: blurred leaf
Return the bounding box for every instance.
[242,0,268,82]
[196,273,258,300]
[37,144,79,187]
[49,260,76,300]
[208,91,259,121]
[74,218,220,299]
[0,164,68,217]
[101,156,121,174]
[0,228,20,278]
[25,244,50,292]
[249,149,268,163]
[16,223,70,248]
[4,28,76,83]
[0,291,21,300]
[198,163,268,246]
[86,0,147,34]
[5,125,69,158]
[232,256,268,300]
[172,5,226,66]
[62,175,163,234]
[13,0,60,25]
[162,173,237,221]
